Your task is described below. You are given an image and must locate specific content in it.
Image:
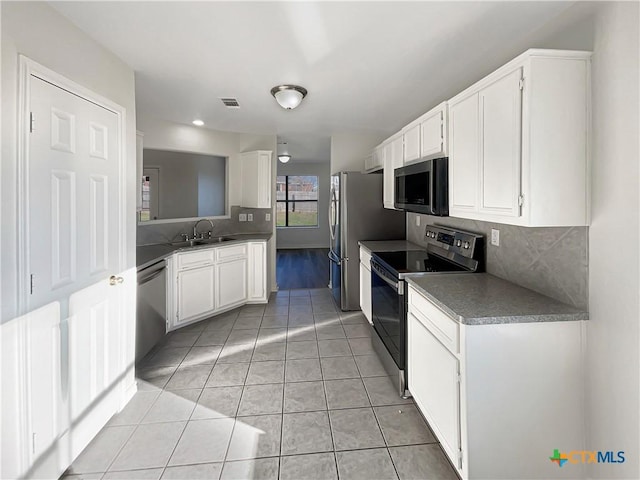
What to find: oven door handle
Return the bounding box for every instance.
[372,265,402,294]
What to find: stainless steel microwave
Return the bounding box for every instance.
[394,158,448,216]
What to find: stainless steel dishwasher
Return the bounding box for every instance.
[136,259,167,362]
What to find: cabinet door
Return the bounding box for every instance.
[241,151,272,208]
[408,312,461,471]
[421,109,444,159]
[373,146,384,170]
[247,241,267,302]
[403,121,421,164]
[479,68,522,217]
[383,142,395,209]
[359,261,372,324]
[256,151,272,208]
[449,93,480,215]
[216,258,248,311]
[177,265,215,323]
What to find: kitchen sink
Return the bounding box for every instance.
[169,237,235,247]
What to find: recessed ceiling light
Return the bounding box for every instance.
[192,119,204,126]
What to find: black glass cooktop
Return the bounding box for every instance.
[372,250,467,275]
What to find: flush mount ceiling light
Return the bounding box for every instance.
[270,85,308,110]
[192,119,204,126]
[278,155,291,164]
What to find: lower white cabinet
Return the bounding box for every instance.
[407,285,585,479]
[168,240,268,331]
[408,311,461,469]
[177,265,215,325]
[359,247,372,323]
[216,258,248,311]
[247,241,267,302]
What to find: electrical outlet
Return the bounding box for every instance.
[239,213,247,222]
[415,215,421,227]
[265,213,271,221]
[491,228,500,247]
[247,213,254,221]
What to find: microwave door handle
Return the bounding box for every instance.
[429,165,436,215]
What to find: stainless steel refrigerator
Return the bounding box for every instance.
[329,172,406,310]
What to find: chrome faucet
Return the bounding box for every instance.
[193,218,215,239]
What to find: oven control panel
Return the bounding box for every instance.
[425,225,483,260]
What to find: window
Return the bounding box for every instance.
[276,175,319,227]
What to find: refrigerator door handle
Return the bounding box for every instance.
[329,187,337,241]
[328,250,342,266]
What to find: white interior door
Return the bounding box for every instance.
[28,75,122,311]
[26,73,130,471]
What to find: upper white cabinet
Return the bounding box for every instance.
[364,146,384,173]
[448,49,591,226]
[241,150,272,208]
[403,101,448,164]
[383,133,403,209]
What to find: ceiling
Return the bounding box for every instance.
[51,1,574,163]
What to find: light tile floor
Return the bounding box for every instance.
[64,288,458,480]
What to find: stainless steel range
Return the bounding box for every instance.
[369,225,484,397]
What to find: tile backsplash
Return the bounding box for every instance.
[407,213,588,310]
[137,206,273,245]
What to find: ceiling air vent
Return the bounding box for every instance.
[220,98,240,108]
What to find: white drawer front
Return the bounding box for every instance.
[216,244,248,262]
[409,287,459,354]
[360,248,372,269]
[177,249,215,270]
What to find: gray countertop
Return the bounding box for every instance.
[358,239,423,253]
[137,234,271,270]
[406,273,589,325]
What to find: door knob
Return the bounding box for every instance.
[109,275,124,286]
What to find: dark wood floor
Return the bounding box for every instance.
[276,248,330,290]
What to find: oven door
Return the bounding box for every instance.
[370,261,406,372]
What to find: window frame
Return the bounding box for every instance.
[276,175,319,228]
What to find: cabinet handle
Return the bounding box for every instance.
[109,275,124,286]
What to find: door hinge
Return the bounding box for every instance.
[29,112,34,133]
[519,78,525,90]
[518,194,524,207]
[32,432,36,454]
[29,274,34,295]
[458,448,464,468]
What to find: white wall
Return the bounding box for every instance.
[587,2,639,478]
[1,2,137,323]
[330,132,385,174]
[276,162,330,249]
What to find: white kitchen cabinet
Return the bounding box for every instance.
[448,49,591,226]
[408,311,460,469]
[403,102,448,164]
[407,285,585,479]
[240,150,272,208]
[168,240,268,331]
[216,258,247,311]
[383,133,403,209]
[177,265,215,324]
[359,247,372,324]
[365,145,384,173]
[247,241,268,303]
